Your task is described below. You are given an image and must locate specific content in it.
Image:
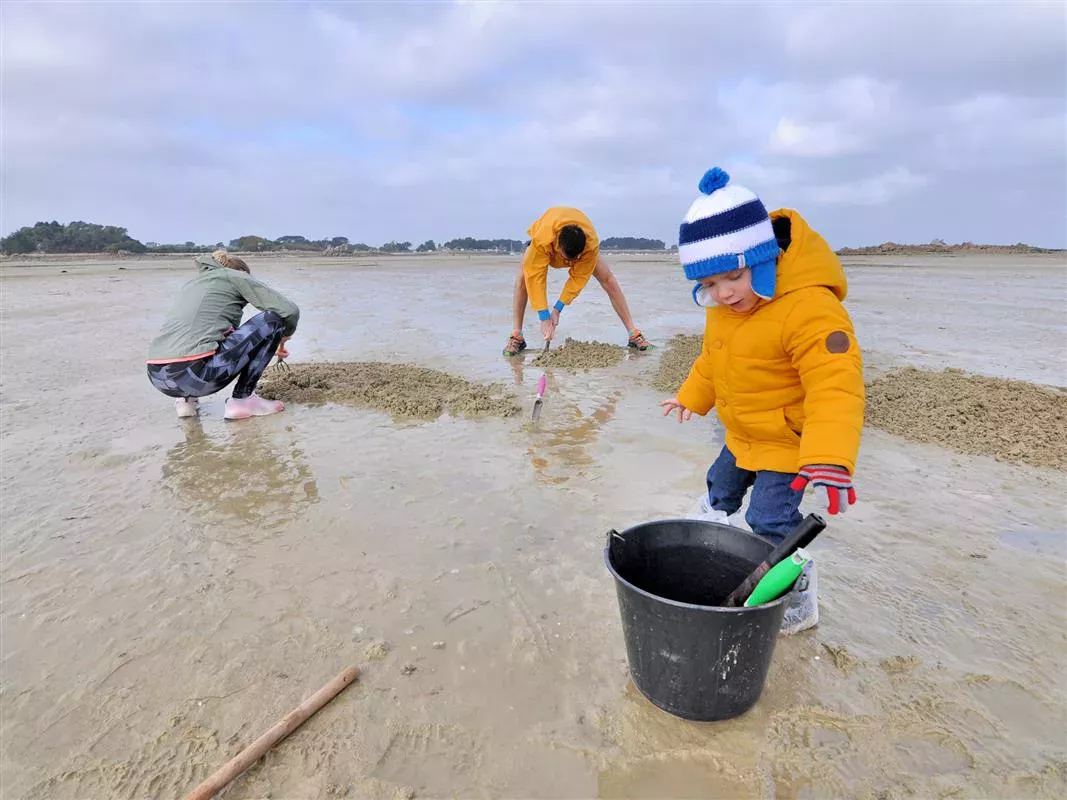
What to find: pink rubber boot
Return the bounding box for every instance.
[224,394,285,420]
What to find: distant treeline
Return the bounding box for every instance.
[601,237,666,250]
[1,221,674,256]
[0,221,152,255]
[836,239,1064,255]
[440,237,526,252]
[18,221,1051,258]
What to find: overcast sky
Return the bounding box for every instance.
[3,1,1065,248]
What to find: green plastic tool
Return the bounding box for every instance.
[743,548,812,607]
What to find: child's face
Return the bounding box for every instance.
[699,268,758,313]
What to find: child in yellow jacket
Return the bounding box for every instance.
[660,168,864,631]
[503,207,651,355]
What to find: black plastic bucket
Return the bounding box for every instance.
[605,518,793,722]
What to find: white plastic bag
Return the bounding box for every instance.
[780,559,819,635]
[686,494,750,530]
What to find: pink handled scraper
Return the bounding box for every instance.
[531,374,547,420]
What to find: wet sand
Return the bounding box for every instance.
[867,368,1067,470]
[530,338,628,371]
[1,253,1066,799]
[650,333,703,393]
[259,363,519,420]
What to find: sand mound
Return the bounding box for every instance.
[650,334,703,393]
[259,362,519,419]
[866,368,1067,470]
[530,338,625,370]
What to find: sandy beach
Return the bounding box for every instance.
[1,252,1065,799]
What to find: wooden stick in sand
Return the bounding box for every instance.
[183,664,360,800]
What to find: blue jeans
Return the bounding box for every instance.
[706,446,803,545]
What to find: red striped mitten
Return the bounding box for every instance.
[790,465,856,515]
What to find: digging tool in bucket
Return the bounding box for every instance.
[721,513,826,607]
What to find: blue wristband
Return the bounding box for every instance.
[553,300,565,313]
[537,309,551,321]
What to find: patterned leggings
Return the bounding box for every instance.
[147,311,286,400]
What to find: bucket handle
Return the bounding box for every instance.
[606,528,625,548]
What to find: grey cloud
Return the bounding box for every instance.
[2,1,1064,248]
[782,2,1067,96]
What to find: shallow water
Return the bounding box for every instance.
[1,253,1065,798]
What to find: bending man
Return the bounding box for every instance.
[503,207,651,355]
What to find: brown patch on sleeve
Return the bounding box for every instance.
[826,331,851,354]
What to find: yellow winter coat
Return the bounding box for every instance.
[522,207,600,314]
[676,209,865,474]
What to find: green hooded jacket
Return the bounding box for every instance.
[147,255,300,362]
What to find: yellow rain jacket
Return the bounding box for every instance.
[522,207,600,317]
[677,209,865,474]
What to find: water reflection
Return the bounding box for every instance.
[596,642,817,799]
[160,418,319,532]
[507,353,533,386]
[517,366,620,485]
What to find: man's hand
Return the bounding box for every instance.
[540,318,556,343]
[659,397,693,423]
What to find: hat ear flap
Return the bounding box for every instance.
[749,254,778,300]
[692,284,714,307]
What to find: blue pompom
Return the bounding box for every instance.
[699,167,730,195]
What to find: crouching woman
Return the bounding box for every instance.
[146,250,299,420]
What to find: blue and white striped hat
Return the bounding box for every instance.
[678,167,780,299]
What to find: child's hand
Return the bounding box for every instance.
[276,336,291,360]
[660,397,692,423]
[790,465,856,515]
